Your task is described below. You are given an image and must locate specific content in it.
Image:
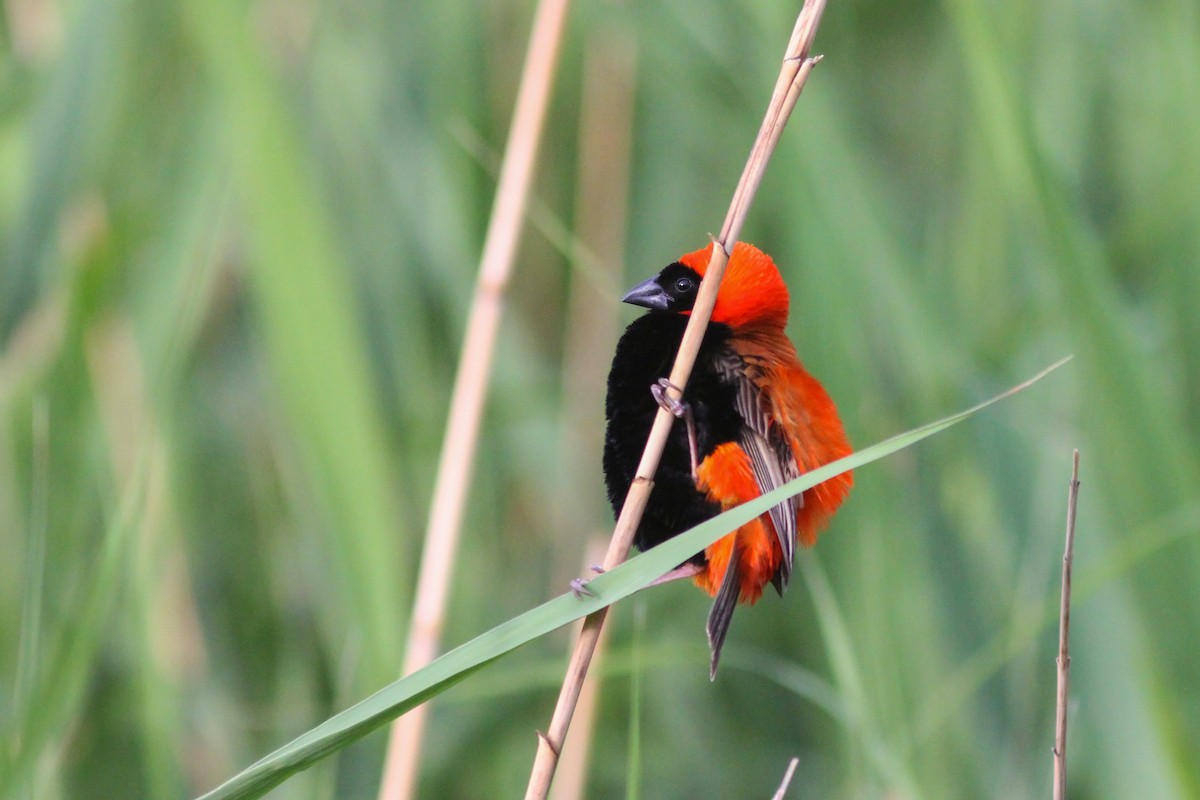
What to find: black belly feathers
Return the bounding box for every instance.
[601,313,743,561]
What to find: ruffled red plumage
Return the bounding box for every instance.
[603,242,852,676]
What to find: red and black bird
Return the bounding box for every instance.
[603,242,853,677]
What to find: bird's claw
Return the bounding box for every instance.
[650,378,700,481]
[570,566,607,599]
[651,378,688,418]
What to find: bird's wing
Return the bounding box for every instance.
[714,346,801,590]
[706,537,742,679]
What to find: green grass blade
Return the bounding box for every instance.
[196,358,1066,800]
[0,0,121,341]
[799,555,923,798]
[183,0,407,680]
[626,600,646,800]
[1,448,150,795]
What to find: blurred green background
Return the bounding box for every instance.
[2,0,1199,797]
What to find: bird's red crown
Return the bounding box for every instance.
[679,242,790,330]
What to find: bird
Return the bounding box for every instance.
[602,241,853,678]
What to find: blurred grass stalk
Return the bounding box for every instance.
[547,16,637,799]
[186,0,409,685]
[378,0,571,797]
[1052,451,1080,800]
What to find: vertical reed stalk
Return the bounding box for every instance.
[548,24,637,799]
[549,539,614,800]
[524,2,830,797]
[1053,450,1081,800]
[377,0,571,797]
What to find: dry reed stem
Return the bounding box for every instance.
[554,19,637,561]
[549,539,614,800]
[545,31,636,798]
[524,2,829,797]
[1053,450,1081,800]
[377,0,571,797]
[771,757,801,800]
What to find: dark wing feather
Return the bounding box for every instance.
[714,349,801,591]
[706,539,742,680]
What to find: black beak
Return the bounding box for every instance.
[621,277,671,311]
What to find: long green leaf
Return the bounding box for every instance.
[183,0,407,680]
[196,357,1068,800]
[1,447,150,795]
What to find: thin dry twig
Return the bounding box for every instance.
[771,757,801,800]
[547,30,637,800]
[377,0,572,797]
[1053,450,1081,800]
[549,540,614,800]
[523,3,829,797]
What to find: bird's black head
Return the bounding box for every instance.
[621,262,702,313]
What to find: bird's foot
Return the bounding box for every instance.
[569,565,607,599]
[650,379,699,481]
[650,378,687,418]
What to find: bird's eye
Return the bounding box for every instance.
[674,277,695,293]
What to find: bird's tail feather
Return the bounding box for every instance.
[706,540,742,680]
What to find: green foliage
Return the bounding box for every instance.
[0,0,1197,798]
